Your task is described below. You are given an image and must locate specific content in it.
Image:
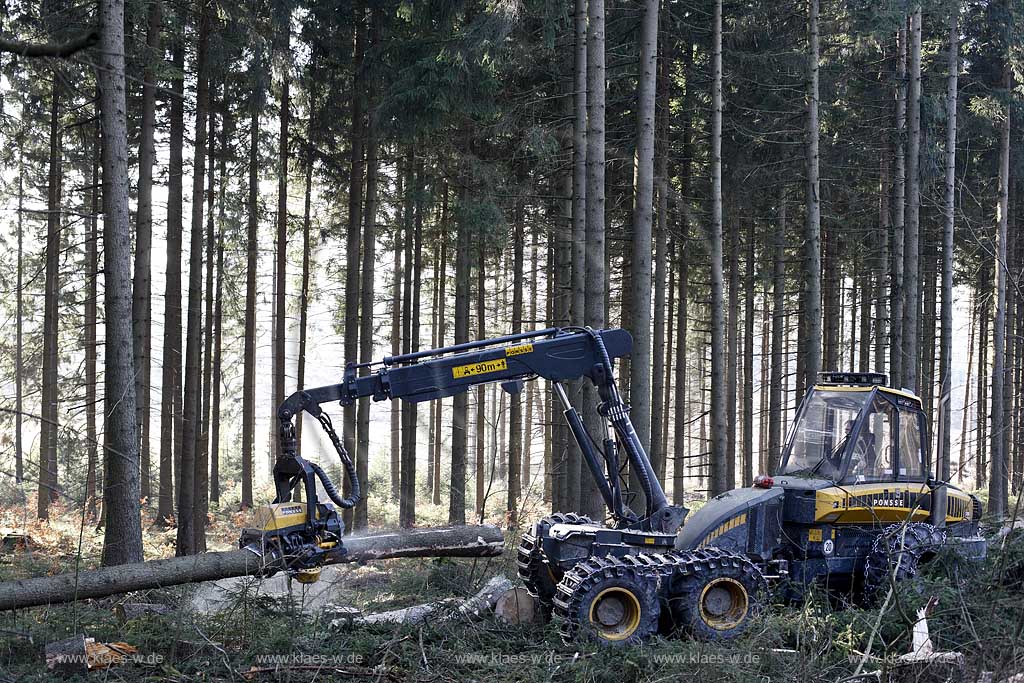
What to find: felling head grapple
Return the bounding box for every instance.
[239,389,359,582]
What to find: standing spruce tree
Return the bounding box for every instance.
[98,0,143,565]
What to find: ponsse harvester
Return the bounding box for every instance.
[237,326,987,646]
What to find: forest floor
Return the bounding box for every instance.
[0,495,1021,682]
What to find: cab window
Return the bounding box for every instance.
[898,410,926,481]
[844,397,895,483]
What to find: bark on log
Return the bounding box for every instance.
[0,525,504,611]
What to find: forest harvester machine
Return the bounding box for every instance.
[242,326,987,646]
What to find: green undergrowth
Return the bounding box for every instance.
[0,530,1021,682]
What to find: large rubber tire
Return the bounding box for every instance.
[862,522,946,605]
[516,513,594,618]
[668,547,765,642]
[553,555,661,646]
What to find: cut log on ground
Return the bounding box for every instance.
[340,574,513,627]
[0,525,504,611]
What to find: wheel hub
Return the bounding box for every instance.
[589,587,642,640]
[698,577,748,631]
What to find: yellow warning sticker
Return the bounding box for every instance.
[808,528,823,542]
[505,343,533,357]
[452,358,508,379]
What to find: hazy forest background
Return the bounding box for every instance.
[0,0,1022,565]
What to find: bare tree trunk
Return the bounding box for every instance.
[159,39,185,522]
[709,0,728,497]
[523,228,539,490]
[582,0,607,519]
[196,97,217,548]
[0,526,504,611]
[133,0,160,502]
[295,152,313,455]
[938,8,957,488]
[989,60,1011,519]
[272,23,290,466]
[451,183,470,524]
[959,294,975,482]
[672,37,694,505]
[178,1,210,555]
[742,221,755,486]
[768,189,786,475]
[651,33,670,486]
[355,10,381,530]
[84,135,99,515]
[240,76,262,512]
[891,23,907,388]
[343,3,367,530]
[400,158,423,527]
[902,5,922,394]
[15,146,25,486]
[433,196,448,507]
[803,0,822,390]
[673,241,688,503]
[726,220,739,489]
[876,153,890,375]
[628,0,659,499]
[211,233,224,505]
[475,232,487,518]
[38,75,62,520]
[977,287,989,489]
[98,0,143,565]
[391,161,405,501]
[508,201,524,523]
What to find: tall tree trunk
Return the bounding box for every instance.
[959,293,975,482]
[296,154,313,453]
[565,0,588,514]
[507,201,524,522]
[98,0,143,565]
[15,146,25,487]
[891,22,908,389]
[159,39,185,522]
[523,228,539,490]
[343,3,367,530]
[85,135,100,514]
[133,0,160,502]
[178,1,210,555]
[876,154,890,374]
[210,235,224,505]
[450,183,470,524]
[939,11,957,488]
[475,231,487,518]
[391,163,405,500]
[672,37,694,505]
[240,77,262,512]
[768,189,786,475]
[272,25,290,464]
[582,0,607,519]
[709,0,728,497]
[433,194,448,507]
[803,0,822,390]
[195,97,217,549]
[628,0,659,507]
[38,75,62,520]
[355,9,381,530]
[727,219,739,489]
[989,60,1011,519]
[902,5,922,394]
[650,30,670,487]
[400,158,423,527]
[742,221,755,486]
[977,288,989,490]
[673,241,688,503]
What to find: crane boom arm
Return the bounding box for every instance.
[275,327,687,534]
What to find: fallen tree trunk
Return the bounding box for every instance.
[0,525,504,611]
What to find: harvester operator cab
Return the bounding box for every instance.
[777,372,925,485]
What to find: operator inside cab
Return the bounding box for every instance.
[846,417,877,481]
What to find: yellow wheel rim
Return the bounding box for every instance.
[589,587,642,641]
[698,577,748,631]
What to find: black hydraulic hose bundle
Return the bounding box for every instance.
[311,412,360,509]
